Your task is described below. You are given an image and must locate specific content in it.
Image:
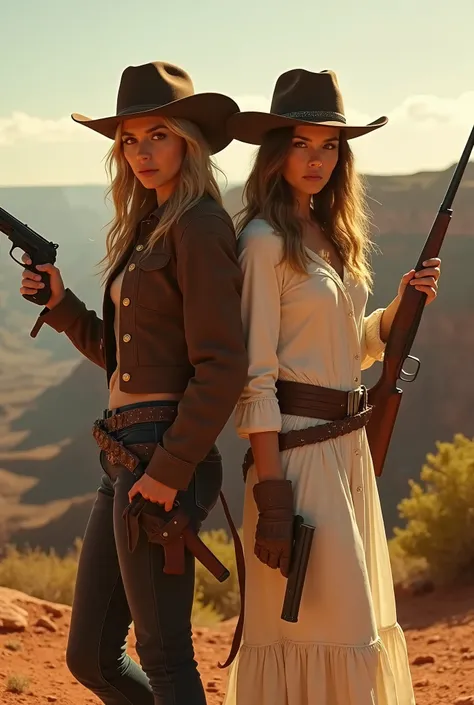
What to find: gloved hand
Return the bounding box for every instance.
[253,479,294,577]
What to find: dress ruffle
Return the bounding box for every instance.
[224,622,414,705]
[235,396,282,439]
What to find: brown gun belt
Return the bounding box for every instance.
[242,381,372,477]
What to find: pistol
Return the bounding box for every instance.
[281,515,315,623]
[0,205,59,306]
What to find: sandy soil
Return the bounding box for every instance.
[1,585,474,704]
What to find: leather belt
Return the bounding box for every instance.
[242,381,371,478]
[276,380,368,420]
[101,405,178,432]
[242,406,372,476]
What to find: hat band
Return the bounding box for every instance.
[117,104,166,116]
[280,110,347,124]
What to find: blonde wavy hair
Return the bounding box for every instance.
[98,116,223,280]
[236,127,375,290]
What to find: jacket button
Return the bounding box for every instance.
[122,373,131,382]
[128,263,136,272]
[136,244,144,252]
[122,297,130,306]
[123,333,131,343]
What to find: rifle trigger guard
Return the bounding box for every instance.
[399,355,421,383]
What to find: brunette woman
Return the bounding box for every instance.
[20,61,247,705]
[223,68,441,704]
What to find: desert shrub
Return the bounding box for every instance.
[6,674,30,693]
[0,540,82,605]
[193,528,241,622]
[0,528,240,626]
[390,433,474,586]
[388,535,429,587]
[191,599,223,627]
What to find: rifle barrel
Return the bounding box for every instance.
[441,125,474,211]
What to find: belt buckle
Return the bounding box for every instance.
[346,385,366,417]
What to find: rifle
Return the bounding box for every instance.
[0,205,59,307]
[281,515,315,622]
[367,125,474,477]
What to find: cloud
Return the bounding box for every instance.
[0,112,103,145]
[339,91,474,130]
[390,91,474,126]
[1,91,472,185]
[0,97,273,147]
[1,90,472,148]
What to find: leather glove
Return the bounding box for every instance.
[253,479,294,577]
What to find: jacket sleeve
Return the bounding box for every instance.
[233,227,284,438]
[30,289,106,370]
[145,214,248,490]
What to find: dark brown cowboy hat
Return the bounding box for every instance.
[71,61,239,154]
[227,68,388,144]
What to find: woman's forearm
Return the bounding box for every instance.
[249,431,284,482]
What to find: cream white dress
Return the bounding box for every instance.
[223,219,415,705]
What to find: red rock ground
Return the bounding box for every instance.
[1,585,474,704]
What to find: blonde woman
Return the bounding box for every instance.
[20,61,247,705]
[223,68,441,704]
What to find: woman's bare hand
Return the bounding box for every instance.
[128,474,178,512]
[20,253,66,309]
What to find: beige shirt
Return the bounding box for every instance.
[234,218,386,438]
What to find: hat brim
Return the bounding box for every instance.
[227,111,389,145]
[71,93,239,154]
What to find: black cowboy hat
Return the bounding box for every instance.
[71,61,239,154]
[227,68,388,144]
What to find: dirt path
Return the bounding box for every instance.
[1,585,474,704]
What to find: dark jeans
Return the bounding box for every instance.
[66,401,223,705]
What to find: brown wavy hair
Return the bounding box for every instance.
[98,116,223,281]
[235,126,374,289]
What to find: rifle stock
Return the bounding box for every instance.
[366,382,402,478]
[366,125,474,477]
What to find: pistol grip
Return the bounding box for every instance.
[8,245,53,307]
[22,261,52,307]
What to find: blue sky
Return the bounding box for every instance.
[1,0,473,186]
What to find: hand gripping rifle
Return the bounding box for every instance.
[366,125,474,477]
[0,206,59,307]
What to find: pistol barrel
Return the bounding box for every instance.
[281,520,315,623]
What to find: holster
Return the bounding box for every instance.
[122,497,230,582]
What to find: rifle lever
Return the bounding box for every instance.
[399,355,421,383]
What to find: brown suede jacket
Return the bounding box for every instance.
[30,196,248,491]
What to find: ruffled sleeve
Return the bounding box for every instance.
[234,222,284,439]
[361,307,386,370]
